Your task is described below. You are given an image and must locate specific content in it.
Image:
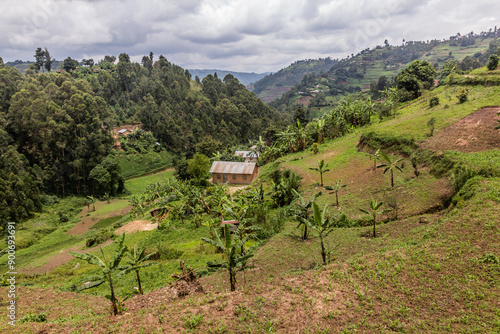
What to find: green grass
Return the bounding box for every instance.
[90,216,124,230]
[117,150,175,179]
[124,168,174,195]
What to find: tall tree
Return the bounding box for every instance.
[44,47,52,72]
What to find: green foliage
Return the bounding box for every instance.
[359,198,386,238]
[19,312,47,323]
[120,130,161,154]
[429,97,439,108]
[378,151,404,189]
[309,159,330,187]
[201,222,258,291]
[120,240,157,294]
[427,117,436,137]
[358,132,418,157]
[456,88,469,103]
[70,233,128,315]
[397,60,437,100]
[270,170,302,207]
[84,229,113,248]
[487,54,499,71]
[301,202,339,264]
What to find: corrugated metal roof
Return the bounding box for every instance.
[209,161,257,175]
[234,151,259,158]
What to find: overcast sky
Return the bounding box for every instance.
[1,0,499,72]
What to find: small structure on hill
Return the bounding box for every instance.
[209,161,258,184]
[234,150,259,163]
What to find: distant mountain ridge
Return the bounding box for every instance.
[187,69,270,86]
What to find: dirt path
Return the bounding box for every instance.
[20,240,113,275]
[421,107,500,153]
[66,199,132,235]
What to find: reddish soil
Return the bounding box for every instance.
[19,240,113,276]
[421,107,500,153]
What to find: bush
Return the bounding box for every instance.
[487,54,499,71]
[456,88,469,103]
[85,229,113,247]
[19,312,47,323]
[429,97,439,108]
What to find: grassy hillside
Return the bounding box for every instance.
[1,78,500,332]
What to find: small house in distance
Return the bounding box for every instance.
[234,151,259,163]
[209,161,258,185]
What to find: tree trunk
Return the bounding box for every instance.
[373,215,377,238]
[109,274,118,315]
[229,268,236,292]
[320,237,327,265]
[303,225,308,241]
[136,270,143,295]
[320,172,323,187]
[390,170,394,188]
[335,191,339,206]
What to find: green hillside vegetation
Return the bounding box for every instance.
[1,51,499,332]
[251,57,338,103]
[187,69,270,86]
[264,30,500,112]
[0,52,290,232]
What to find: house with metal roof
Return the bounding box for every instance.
[234,150,259,163]
[209,161,258,184]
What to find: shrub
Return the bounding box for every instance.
[456,88,469,103]
[429,97,439,108]
[487,54,499,71]
[19,312,47,323]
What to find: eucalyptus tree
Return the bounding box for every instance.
[201,223,257,291]
[377,151,404,189]
[325,179,347,206]
[69,233,128,315]
[309,159,330,187]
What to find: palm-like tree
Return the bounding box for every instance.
[325,179,347,206]
[309,159,330,187]
[301,202,338,265]
[377,151,404,189]
[359,198,386,238]
[201,223,257,291]
[367,148,381,171]
[70,233,128,315]
[120,240,157,295]
[291,189,321,240]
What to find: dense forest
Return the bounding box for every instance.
[0,54,290,229]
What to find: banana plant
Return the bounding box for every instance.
[201,223,257,291]
[359,198,388,238]
[291,189,321,241]
[301,202,338,265]
[325,179,347,206]
[70,233,128,315]
[377,151,404,189]
[119,240,157,295]
[309,159,330,187]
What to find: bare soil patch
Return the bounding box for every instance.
[19,240,113,276]
[114,220,158,235]
[67,199,132,235]
[421,107,500,153]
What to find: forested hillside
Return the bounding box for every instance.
[0,54,289,230]
[257,29,500,111]
[250,57,337,103]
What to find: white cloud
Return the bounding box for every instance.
[0,0,499,71]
